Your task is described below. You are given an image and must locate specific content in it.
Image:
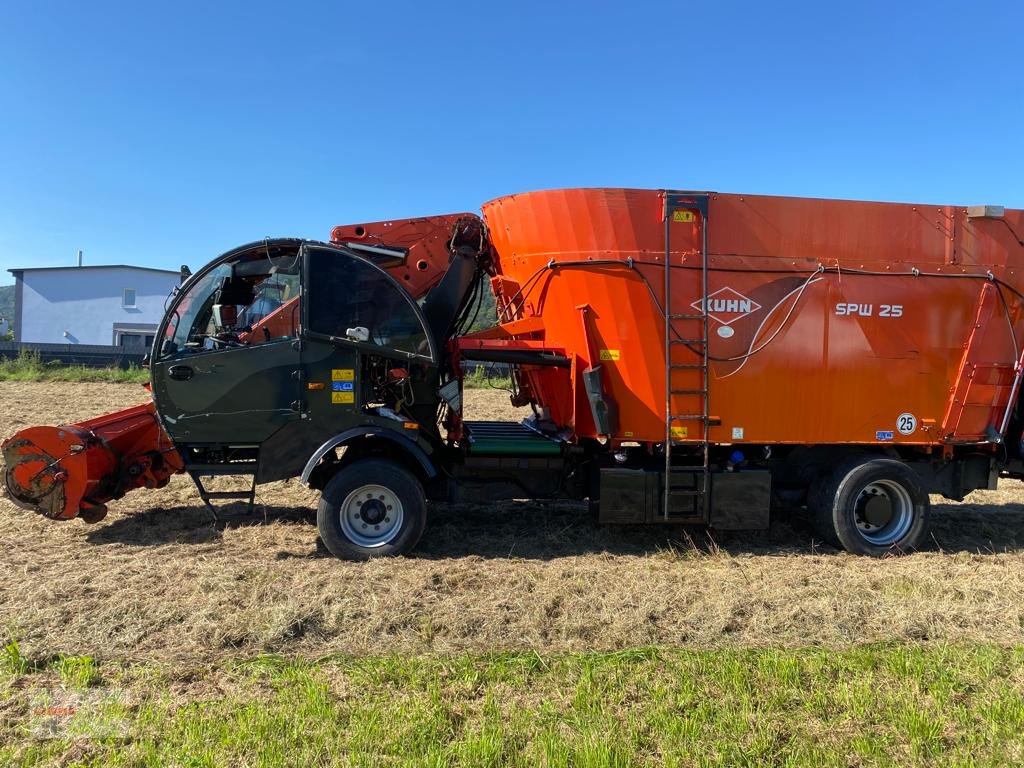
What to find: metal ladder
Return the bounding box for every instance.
[662,192,711,520]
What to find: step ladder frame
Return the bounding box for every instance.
[663,192,711,521]
[186,460,259,521]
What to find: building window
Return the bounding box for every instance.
[119,333,143,348]
[122,288,137,308]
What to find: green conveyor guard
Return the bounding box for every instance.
[464,421,563,456]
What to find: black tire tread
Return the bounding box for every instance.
[807,455,930,556]
[316,458,426,561]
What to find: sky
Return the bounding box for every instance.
[1,0,1022,282]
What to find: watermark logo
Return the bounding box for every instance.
[27,688,130,740]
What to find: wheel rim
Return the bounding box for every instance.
[854,479,914,546]
[339,484,404,548]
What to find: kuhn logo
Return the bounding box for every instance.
[691,287,762,325]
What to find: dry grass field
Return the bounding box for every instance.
[3,381,1024,666]
[7,382,1024,765]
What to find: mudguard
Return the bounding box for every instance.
[300,427,437,485]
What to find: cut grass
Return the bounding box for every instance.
[0,352,149,384]
[4,644,1024,766]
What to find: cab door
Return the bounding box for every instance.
[151,241,304,445]
[299,243,437,427]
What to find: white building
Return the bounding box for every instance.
[9,265,180,347]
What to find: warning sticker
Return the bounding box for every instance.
[672,210,695,223]
[332,391,355,404]
[671,425,688,440]
[332,369,355,381]
[599,349,620,362]
[875,430,894,441]
[332,381,354,392]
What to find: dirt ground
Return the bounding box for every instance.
[3,381,1024,664]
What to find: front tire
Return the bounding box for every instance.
[317,459,426,560]
[809,457,929,556]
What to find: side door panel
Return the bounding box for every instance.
[152,339,301,444]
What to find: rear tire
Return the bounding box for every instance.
[809,457,929,556]
[317,459,426,560]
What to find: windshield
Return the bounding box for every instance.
[159,245,302,358]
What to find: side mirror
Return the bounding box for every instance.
[346,327,370,343]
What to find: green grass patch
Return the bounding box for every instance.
[0,351,149,384]
[463,365,513,390]
[4,644,1024,766]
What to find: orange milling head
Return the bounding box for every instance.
[2,400,183,522]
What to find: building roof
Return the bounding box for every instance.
[8,265,178,276]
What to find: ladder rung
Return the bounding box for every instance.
[670,465,708,472]
[667,489,702,497]
[203,491,255,500]
[669,313,705,320]
[671,389,707,395]
[671,338,706,344]
[671,414,706,420]
[670,364,706,370]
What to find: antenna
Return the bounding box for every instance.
[77,249,83,267]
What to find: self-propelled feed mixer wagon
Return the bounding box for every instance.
[5,188,1024,558]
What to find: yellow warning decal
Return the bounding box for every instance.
[599,349,620,362]
[332,369,355,381]
[672,210,695,223]
[671,425,688,439]
[331,391,355,404]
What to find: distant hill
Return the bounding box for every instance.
[0,284,13,326]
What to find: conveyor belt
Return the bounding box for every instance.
[464,421,562,456]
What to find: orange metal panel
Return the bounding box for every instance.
[481,188,1024,447]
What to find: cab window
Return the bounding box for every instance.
[160,245,301,358]
[305,246,431,358]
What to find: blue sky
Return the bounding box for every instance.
[1,1,1022,282]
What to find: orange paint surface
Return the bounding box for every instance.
[480,188,1024,446]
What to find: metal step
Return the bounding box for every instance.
[188,464,258,521]
[670,389,707,395]
[669,313,705,320]
[184,462,258,475]
[671,414,707,421]
[670,363,706,370]
[202,491,256,500]
[671,338,706,344]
